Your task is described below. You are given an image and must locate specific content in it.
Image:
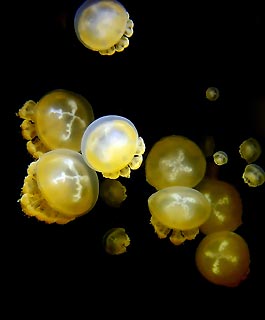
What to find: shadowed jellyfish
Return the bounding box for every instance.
[19,149,99,224]
[195,178,243,234]
[148,186,212,245]
[213,151,228,166]
[100,178,127,207]
[206,86,219,101]
[195,231,250,287]
[103,227,130,255]
[242,163,265,187]
[17,89,94,158]
[239,137,262,163]
[145,135,207,190]
[74,0,134,55]
[81,115,145,179]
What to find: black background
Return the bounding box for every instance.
[6,0,265,312]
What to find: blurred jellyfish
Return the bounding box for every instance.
[213,151,228,166]
[100,178,127,207]
[242,163,265,187]
[103,227,130,255]
[239,137,262,163]
[206,87,220,101]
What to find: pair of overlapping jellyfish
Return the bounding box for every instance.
[17,89,145,224]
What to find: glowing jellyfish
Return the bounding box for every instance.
[206,87,219,101]
[145,135,207,190]
[242,163,265,187]
[74,0,134,55]
[148,186,212,245]
[195,231,250,287]
[100,178,127,207]
[81,115,145,179]
[19,149,99,224]
[213,151,228,166]
[17,89,94,158]
[103,227,130,255]
[196,178,243,234]
[239,137,262,163]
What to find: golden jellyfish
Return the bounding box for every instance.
[103,227,130,255]
[74,0,134,55]
[239,137,262,163]
[195,231,250,287]
[100,178,127,207]
[148,186,212,245]
[213,151,228,166]
[145,135,207,190]
[196,178,243,235]
[242,163,265,187]
[19,149,99,224]
[205,86,220,101]
[81,115,145,179]
[17,89,94,158]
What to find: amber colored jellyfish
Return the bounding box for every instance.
[195,178,243,234]
[74,0,134,55]
[17,89,94,158]
[81,115,145,179]
[242,163,265,187]
[100,178,127,207]
[148,186,212,245]
[195,231,250,287]
[239,137,262,163]
[213,151,228,166]
[19,149,99,224]
[145,135,207,190]
[205,86,219,101]
[103,227,130,255]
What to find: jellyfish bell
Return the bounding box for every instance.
[213,151,228,166]
[206,86,220,101]
[239,137,262,163]
[242,163,265,187]
[81,115,145,179]
[74,0,134,55]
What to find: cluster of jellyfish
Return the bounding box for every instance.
[16,0,264,288]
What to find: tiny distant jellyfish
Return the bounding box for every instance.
[17,89,94,158]
[103,227,130,255]
[74,0,134,55]
[242,163,265,187]
[206,87,220,101]
[195,231,250,287]
[213,151,228,166]
[100,178,127,207]
[19,149,99,224]
[81,115,145,179]
[239,137,262,163]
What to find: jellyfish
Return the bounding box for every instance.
[19,149,99,224]
[145,135,207,190]
[196,178,243,234]
[74,0,134,55]
[242,163,265,187]
[103,227,130,255]
[239,137,262,163]
[205,86,219,101]
[81,115,145,179]
[213,151,228,166]
[195,231,250,287]
[148,186,212,245]
[100,178,127,207]
[17,89,94,158]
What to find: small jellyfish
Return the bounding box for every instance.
[242,163,265,187]
[239,137,262,163]
[148,186,212,244]
[17,89,94,158]
[213,151,228,166]
[81,115,145,179]
[19,149,99,224]
[74,0,134,55]
[196,178,243,234]
[195,231,250,287]
[100,178,127,207]
[103,227,130,255]
[145,135,207,190]
[206,87,220,101]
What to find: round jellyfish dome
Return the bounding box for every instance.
[145,135,207,190]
